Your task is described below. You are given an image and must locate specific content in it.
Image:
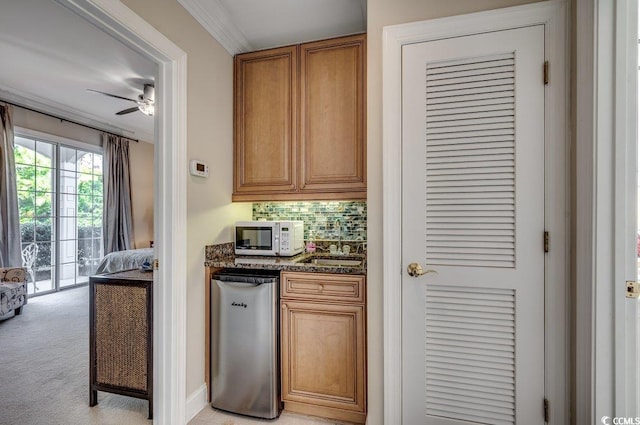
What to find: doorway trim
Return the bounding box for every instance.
[57,1,188,423]
[382,1,569,423]
[575,0,639,421]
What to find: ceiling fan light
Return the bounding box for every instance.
[139,103,154,116]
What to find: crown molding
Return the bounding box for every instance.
[0,86,154,142]
[178,0,252,55]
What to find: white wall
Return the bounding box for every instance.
[13,106,102,147]
[129,140,154,248]
[120,0,252,397]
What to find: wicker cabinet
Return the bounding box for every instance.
[233,34,366,201]
[280,272,366,424]
[89,270,153,419]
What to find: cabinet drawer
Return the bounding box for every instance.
[281,272,365,303]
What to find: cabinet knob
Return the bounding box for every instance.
[318,284,324,291]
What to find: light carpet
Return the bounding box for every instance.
[0,286,150,425]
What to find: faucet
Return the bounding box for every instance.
[334,219,342,253]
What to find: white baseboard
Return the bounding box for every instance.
[186,383,208,422]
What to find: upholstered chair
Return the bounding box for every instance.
[0,267,28,319]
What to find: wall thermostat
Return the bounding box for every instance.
[189,159,209,177]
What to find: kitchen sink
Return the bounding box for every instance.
[295,255,363,267]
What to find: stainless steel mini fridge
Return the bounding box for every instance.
[210,269,281,419]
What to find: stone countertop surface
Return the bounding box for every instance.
[204,243,366,275]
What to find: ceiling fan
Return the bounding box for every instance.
[87,83,155,116]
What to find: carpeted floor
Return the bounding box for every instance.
[0,286,150,425]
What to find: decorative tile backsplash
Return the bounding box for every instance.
[252,201,367,241]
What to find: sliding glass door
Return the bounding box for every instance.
[14,134,103,295]
[15,137,55,293]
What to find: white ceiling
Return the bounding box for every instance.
[0,0,366,143]
[0,0,156,142]
[178,0,367,55]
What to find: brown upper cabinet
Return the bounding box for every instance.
[234,45,298,197]
[233,34,366,201]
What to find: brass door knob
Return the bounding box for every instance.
[407,263,437,277]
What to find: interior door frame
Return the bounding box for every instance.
[382,1,569,424]
[614,0,639,415]
[56,1,188,424]
[616,1,640,412]
[575,0,639,421]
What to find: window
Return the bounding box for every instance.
[15,134,103,295]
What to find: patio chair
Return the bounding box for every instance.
[21,243,38,292]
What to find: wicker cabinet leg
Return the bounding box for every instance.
[90,389,97,406]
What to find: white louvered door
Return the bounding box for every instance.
[401,26,545,424]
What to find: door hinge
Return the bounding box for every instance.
[544,398,550,422]
[544,61,549,85]
[627,281,640,298]
[153,259,159,270]
[544,231,549,253]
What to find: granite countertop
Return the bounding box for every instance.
[205,242,366,275]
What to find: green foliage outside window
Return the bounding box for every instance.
[15,144,103,226]
[15,141,103,277]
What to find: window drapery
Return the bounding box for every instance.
[0,103,20,267]
[102,134,134,254]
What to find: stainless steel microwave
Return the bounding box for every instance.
[234,221,304,256]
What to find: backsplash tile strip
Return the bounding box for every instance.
[252,201,367,241]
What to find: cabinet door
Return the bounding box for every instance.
[299,35,366,197]
[281,300,366,416]
[233,46,298,199]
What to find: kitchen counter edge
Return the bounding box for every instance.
[204,255,366,275]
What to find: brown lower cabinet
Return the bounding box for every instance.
[280,271,366,424]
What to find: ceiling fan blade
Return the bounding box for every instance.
[116,106,141,116]
[86,89,138,103]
